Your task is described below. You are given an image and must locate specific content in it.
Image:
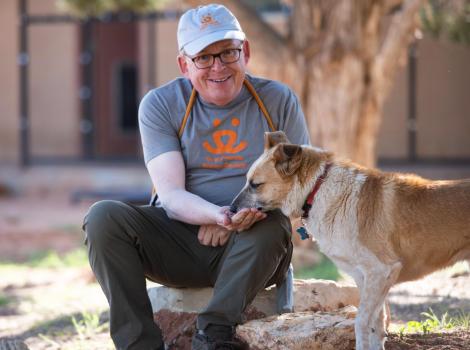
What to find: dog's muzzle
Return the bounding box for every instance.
[229,204,265,214]
[229,204,238,214]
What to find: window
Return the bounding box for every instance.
[118,63,138,131]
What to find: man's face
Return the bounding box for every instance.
[177,39,250,106]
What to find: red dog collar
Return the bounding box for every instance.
[301,162,332,219]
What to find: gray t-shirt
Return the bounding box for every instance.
[139,74,310,206]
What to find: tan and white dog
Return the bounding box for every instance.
[231,131,470,350]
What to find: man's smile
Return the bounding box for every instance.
[208,76,231,83]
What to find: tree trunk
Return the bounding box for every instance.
[296,0,424,166]
[184,0,425,166]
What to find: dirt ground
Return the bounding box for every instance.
[1,256,469,349]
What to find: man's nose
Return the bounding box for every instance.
[211,56,225,70]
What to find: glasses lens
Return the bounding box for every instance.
[193,54,212,69]
[220,49,240,64]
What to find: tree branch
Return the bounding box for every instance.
[373,0,424,100]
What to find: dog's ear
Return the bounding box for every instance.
[273,144,302,177]
[264,131,291,150]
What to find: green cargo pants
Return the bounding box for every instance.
[83,200,292,350]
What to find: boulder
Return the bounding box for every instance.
[237,306,357,350]
[293,280,359,312]
[148,279,359,349]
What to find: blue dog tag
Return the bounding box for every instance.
[296,226,310,240]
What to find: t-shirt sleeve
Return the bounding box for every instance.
[279,87,311,146]
[138,89,181,164]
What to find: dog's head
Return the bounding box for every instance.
[231,131,329,217]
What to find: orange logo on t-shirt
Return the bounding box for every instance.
[201,117,248,169]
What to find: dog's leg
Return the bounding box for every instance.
[370,299,391,347]
[360,262,402,350]
[349,270,369,350]
[355,272,384,350]
[369,303,387,349]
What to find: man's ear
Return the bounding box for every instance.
[242,40,250,65]
[264,131,291,150]
[177,54,190,78]
[273,144,302,177]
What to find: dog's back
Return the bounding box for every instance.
[352,167,470,283]
[389,176,470,282]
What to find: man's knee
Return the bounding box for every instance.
[83,200,125,246]
[240,209,291,253]
[231,210,292,287]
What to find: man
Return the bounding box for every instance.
[83,4,310,350]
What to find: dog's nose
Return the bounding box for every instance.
[229,204,238,214]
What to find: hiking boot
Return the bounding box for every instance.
[191,325,248,350]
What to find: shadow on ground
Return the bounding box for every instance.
[1,310,110,345]
[389,293,470,324]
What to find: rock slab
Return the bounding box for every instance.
[237,306,357,350]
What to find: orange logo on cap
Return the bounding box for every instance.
[200,14,219,29]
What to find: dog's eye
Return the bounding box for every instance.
[249,181,263,190]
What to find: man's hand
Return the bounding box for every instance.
[198,224,232,247]
[218,207,267,232]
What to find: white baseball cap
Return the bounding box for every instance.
[177,4,246,56]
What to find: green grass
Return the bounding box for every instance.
[71,310,109,339]
[0,293,12,307]
[294,253,341,281]
[396,308,470,337]
[0,248,89,269]
[31,311,112,350]
[28,249,89,268]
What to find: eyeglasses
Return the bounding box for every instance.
[188,48,242,69]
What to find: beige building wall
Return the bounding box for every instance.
[28,0,64,15]
[138,22,153,97]
[416,37,470,158]
[378,36,470,160]
[29,0,80,158]
[378,65,409,159]
[0,0,80,162]
[137,19,180,102]
[0,0,19,163]
[156,19,181,86]
[29,23,80,158]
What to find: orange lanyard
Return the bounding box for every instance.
[177,78,277,137]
